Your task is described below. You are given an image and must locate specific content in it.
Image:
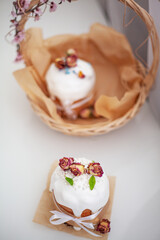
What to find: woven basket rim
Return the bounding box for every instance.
[14,0,160,136]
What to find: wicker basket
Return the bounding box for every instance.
[15,0,159,136]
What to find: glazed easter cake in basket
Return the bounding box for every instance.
[33,157,116,239]
[10,0,159,135]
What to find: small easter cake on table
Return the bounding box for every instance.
[45,50,96,119]
[49,157,111,236]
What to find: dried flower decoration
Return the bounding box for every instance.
[87,162,104,177]
[66,49,77,67]
[96,219,111,234]
[70,163,85,176]
[33,7,43,21]
[58,156,104,193]
[12,30,25,44]
[79,107,99,119]
[50,1,57,12]
[66,55,77,68]
[79,108,93,119]
[55,58,66,69]
[59,157,74,171]
[8,0,72,62]
[54,49,87,80]
[54,49,78,69]
[14,52,23,62]
[59,157,104,177]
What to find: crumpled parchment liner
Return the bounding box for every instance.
[14,23,143,123]
[33,161,116,240]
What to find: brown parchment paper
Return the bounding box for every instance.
[14,23,143,123]
[33,161,116,240]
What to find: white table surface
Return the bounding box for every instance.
[1,1,160,240]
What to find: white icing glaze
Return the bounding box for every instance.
[45,59,96,107]
[49,158,109,217]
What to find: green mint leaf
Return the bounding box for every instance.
[89,175,96,190]
[65,177,74,186]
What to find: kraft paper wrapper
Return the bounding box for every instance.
[14,23,143,123]
[33,161,116,240]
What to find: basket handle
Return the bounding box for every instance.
[119,0,159,93]
[17,0,159,93]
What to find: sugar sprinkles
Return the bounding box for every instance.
[54,49,86,79]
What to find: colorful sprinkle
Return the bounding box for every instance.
[78,71,85,79]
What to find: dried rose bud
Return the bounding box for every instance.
[70,163,84,176]
[59,157,74,171]
[79,108,93,119]
[96,219,111,234]
[78,71,85,79]
[87,163,104,177]
[55,58,65,69]
[66,55,77,68]
[67,48,77,58]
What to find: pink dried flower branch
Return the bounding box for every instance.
[14,52,23,62]
[33,7,43,21]
[50,2,57,12]
[12,30,25,43]
[9,0,72,62]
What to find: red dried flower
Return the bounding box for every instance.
[79,108,92,119]
[55,58,66,69]
[87,163,104,177]
[96,219,111,234]
[66,55,77,68]
[66,49,77,67]
[59,157,74,171]
[70,163,84,176]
